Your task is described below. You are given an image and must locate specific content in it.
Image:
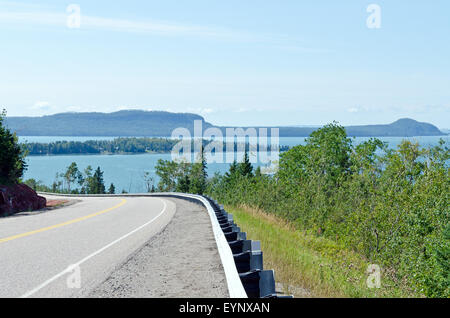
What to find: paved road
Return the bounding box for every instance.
[0,196,177,298]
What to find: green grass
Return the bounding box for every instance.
[226,205,417,298]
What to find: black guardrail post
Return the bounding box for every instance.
[202,196,293,299]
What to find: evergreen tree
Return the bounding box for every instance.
[189,150,208,194]
[176,174,191,193]
[108,183,116,194]
[238,151,253,177]
[225,160,238,182]
[91,167,106,194]
[255,166,262,178]
[0,109,27,184]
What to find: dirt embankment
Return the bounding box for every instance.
[0,184,46,217]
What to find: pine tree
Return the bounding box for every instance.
[225,160,238,182]
[108,183,116,194]
[255,166,262,178]
[177,174,190,193]
[238,151,253,177]
[91,167,105,194]
[189,150,208,194]
[0,109,27,184]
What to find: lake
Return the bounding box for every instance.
[21,136,448,193]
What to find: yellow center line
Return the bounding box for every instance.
[0,199,127,244]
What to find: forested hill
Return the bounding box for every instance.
[6,110,445,137]
[279,118,445,137]
[6,110,212,137]
[347,118,445,137]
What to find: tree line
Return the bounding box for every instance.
[23,138,179,155]
[25,163,116,195]
[23,138,288,156]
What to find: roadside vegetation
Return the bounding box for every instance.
[155,152,208,195]
[156,122,449,297]
[204,123,449,298]
[226,205,413,297]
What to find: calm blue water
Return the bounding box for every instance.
[21,136,448,193]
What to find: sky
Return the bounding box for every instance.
[0,0,449,128]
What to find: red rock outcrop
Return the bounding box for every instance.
[0,184,47,216]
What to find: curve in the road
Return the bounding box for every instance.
[20,198,167,298]
[0,199,127,245]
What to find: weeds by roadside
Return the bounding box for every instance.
[227,205,418,298]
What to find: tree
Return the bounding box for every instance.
[238,151,253,178]
[189,150,208,194]
[142,171,154,193]
[155,159,180,192]
[81,165,94,194]
[0,109,27,184]
[224,160,238,182]
[176,174,191,193]
[64,162,81,193]
[90,167,106,194]
[108,183,116,194]
[254,166,262,178]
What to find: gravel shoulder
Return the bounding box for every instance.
[89,197,229,298]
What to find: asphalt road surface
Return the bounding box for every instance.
[0,195,227,298]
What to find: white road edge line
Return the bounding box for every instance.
[20,198,168,298]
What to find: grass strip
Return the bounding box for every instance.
[226,205,416,298]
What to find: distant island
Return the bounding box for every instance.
[6,110,446,137]
[23,138,287,156]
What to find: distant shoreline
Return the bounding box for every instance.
[6,111,446,137]
[21,135,448,157]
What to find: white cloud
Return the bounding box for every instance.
[347,105,371,113]
[0,2,317,48]
[0,7,240,39]
[32,101,50,110]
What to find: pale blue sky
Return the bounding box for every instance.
[0,0,449,128]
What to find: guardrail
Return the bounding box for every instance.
[202,196,293,299]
